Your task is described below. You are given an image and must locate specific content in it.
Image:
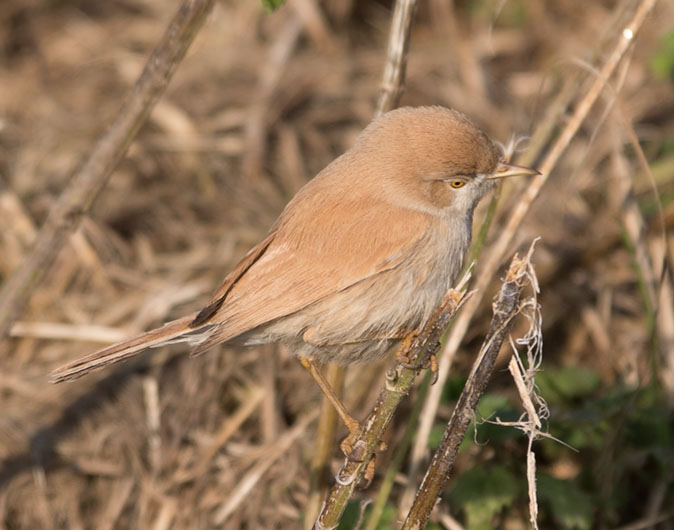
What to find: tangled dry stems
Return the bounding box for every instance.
[0,0,672,528]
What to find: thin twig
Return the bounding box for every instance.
[0,0,215,340]
[363,370,432,530]
[375,0,418,117]
[402,246,536,529]
[241,13,302,180]
[309,1,419,524]
[408,0,658,477]
[314,281,471,529]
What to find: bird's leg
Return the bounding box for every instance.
[298,356,361,457]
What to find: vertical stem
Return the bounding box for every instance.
[304,364,346,529]
[311,1,420,526]
[376,0,418,116]
[314,290,466,528]
[402,254,531,529]
[407,0,658,487]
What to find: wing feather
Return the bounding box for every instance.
[193,195,431,347]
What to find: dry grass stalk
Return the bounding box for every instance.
[315,278,470,529]
[212,409,318,526]
[402,243,537,529]
[289,0,338,53]
[406,0,659,486]
[375,0,418,117]
[9,321,130,343]
[607,97,674,399]
[195,384,266,473]
[652,239,674,401]
[304,363,345,529]
[2,0,671,526]
[0,0,216,341]
[142,375,162,475]
[241,13,302,180]
[308,0,418,523]
[503,255,546,530]
[0,188,36,275]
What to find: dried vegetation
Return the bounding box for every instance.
[0,0,673,528]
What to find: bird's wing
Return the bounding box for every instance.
[51,198,432,379]
[191,196,432,348]
[190,230,277,326]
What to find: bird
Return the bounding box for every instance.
[51,106,539,446]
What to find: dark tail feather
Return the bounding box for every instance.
[51,314,203,383]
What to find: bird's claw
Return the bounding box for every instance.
[340,419,365,461]
[427,350,439,385]
[396,335,441,386]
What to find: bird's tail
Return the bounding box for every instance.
[50,314,209,383]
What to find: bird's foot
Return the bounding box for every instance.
[396,335,440,385]
[426,350,439,385]
[339,421,362,460]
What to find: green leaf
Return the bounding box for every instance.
[463,394,522,448]
[476,393,512,417]
[429,423,446,449]
[260,0,286,13]
[372,504,397,530]
[442,374,468,403]
[449,466,519,530]
[538,473,594,530]
[336,500,362,529]
[536,365,601,403]
[625,394,672,450]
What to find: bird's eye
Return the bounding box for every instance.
[449,180,466,189]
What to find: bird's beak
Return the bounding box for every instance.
[488,161,541,179]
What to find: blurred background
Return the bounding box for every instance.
[0,0,673,528]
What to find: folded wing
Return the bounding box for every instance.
[188,195,432,351]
